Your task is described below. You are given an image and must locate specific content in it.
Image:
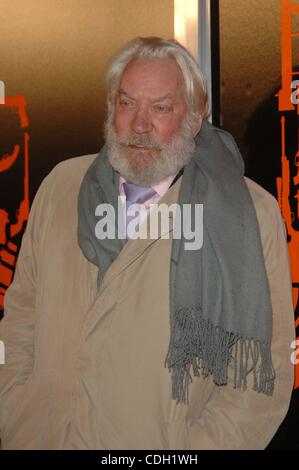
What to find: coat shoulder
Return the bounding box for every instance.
[38,153,98,205]
[51,153,98,183]
[244,176,282,228]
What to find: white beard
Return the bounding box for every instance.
[104,117,196,186]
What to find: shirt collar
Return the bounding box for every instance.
[119,174,176,198]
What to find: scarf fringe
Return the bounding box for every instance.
[164,306,276,404]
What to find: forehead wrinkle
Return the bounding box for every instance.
[119,58,185,95]
[117,89,135,100]
[118,88,177,104]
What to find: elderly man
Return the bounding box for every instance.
[0,37,295,450]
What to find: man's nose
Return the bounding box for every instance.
[131,107,153,134]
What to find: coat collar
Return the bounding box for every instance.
[97,175,182,293]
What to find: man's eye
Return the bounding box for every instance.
[119,99,134,107]
[154,104,172,113]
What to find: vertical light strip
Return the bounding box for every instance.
[174,0,198,59]
[0,80,5,104]
[198,0,212,121]
[175,0,213,121]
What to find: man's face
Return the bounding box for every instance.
[105,57,199,186]
[115,57,188,147]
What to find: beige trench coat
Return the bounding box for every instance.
[0,154,295,449]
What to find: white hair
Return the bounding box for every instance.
[105,36,210,122]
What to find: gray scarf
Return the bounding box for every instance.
[78,120,275,404]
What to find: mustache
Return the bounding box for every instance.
[118,134,163,151]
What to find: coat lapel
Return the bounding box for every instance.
[97,176,182,292]
[82,177,182,337]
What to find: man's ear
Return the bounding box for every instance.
[192,114,204,138]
